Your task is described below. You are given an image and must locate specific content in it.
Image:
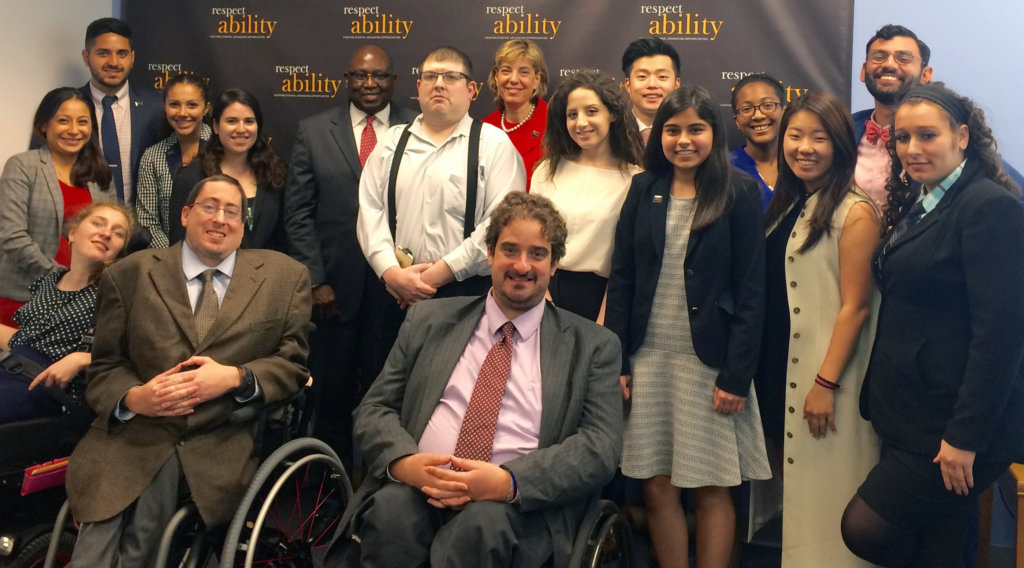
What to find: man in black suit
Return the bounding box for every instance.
[79,18,164,206]
[284,45,418,460]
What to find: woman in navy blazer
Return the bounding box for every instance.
[605,86,768,567]
[842,83,1024,567]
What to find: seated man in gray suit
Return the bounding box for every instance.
[334,191,623,567]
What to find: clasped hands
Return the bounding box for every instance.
[124,355,242,417]
[382,261,453,309]
[390,453,512,509]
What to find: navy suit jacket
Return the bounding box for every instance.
[283,100,419,321]
[605,170,766,396]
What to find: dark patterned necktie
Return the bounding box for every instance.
[453,321,517,465]
[194,269,219,342]
[101,95,124,202]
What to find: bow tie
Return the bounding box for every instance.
[865,120,890,146]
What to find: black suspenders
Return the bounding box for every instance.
[387,120,483,240]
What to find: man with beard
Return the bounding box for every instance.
[78,18,163,206]
[854,24,1022,209]
[332,192,622,567]
[284,45,417,462]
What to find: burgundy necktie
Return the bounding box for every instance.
[359,115,377,168]
[453,321,516,464]
[865,120,890,146]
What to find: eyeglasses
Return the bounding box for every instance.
[735,101,781,117]
[347,70,394,84]
[419,71,471,84]
[190,201,242,221]
[867,50,919,66]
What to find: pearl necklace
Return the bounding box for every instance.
[500,103,536,133]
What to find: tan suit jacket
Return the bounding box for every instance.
[66,243,311,526]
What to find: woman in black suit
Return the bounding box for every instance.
[168,89,287,251]
[605,86,769,567]
[841,83,1024,567]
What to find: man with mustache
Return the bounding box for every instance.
[853,24,1022,209]
[284,45,417,462]
[78,18,163,206]
[356,46,525,387]
[333,192,623,567]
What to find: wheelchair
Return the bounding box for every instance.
[0,380,93,568]
[326,495,634,568]
[42,387,353,568]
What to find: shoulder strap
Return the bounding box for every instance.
[387,124,414,240]
[464,120,483,239]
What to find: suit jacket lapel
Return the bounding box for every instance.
[887,162,977,255]
[37,148,62,228]
[128,82,148,170]
[649,176,670,260]
[148,245,199,348]
[407,300,484,439]
[539,304,573,447]
[197,252,265,351]
[329,103,361,175]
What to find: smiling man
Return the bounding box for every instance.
[334,191,622,567]
[78,18,163,206]
[65,174,311,566]
[621,37,682,144]
[283,45,417,461]
[356,46,525,389]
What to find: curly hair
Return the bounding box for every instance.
[486,40,548,109]
[201,89,286,189]
[882,82,1021,233]
[765,91,857,253]
[541,70,644,176]
[32,87,112,190]
[485,191,567,262]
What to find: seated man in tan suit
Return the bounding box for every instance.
[65,174,311,566]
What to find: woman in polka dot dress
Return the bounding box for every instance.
[0,202,134,423]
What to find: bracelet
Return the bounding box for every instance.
[815,374,845,391]
[506,470,518,503]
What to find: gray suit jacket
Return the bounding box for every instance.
[346,295,623,566]
[284,100,419,321]
[0,147,113,301]
[66,244,311,526]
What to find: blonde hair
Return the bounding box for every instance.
[486,40,549,109]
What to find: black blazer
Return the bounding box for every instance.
[864,159,1024,462]
[283,100,419,321]
[605,170,765,396]
[167,162,286,253]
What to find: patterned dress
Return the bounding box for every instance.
[621,196,771,487]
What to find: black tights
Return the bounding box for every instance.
[841,494,969,568]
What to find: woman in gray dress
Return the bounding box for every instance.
[606,86,770,567]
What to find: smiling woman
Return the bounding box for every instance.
[0,87,114,327]
[167,88,288,253]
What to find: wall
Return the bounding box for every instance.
[0,0,112,165]
[851,0,1022,165]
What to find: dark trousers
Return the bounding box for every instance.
[308,314,364,464]
[358,483,553,567]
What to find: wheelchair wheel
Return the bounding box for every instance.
[9,531,75,568]
[569,500,633,568]
[220,438,351,568]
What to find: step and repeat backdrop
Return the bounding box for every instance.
[125,0,852,156]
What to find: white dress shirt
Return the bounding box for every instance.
[350,104,392,156]
[356,113,526,281]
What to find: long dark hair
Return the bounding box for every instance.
[541,70,643,176]
[201,88,286,189]
[883,82,1021,233]
[644,85,731,230]
[765,92,856,253]
[32,87,112,189]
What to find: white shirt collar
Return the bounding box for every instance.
[350,103,391,127]
[89,80,130,106]
[181,242,237,281]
